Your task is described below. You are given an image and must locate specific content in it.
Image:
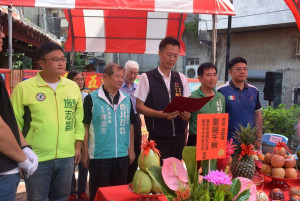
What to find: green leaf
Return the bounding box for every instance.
[201,159,217,176]
[230,178,241,197]
[213,187,225,201]
[235,189,250,201]
[182,146,198,184]
[147,165,176,199]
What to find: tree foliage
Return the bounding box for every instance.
[262,104,300,138]
[12,53,32,69]
[184,20,198,38]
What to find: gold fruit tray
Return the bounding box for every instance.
[262,172,300,181]
[128,183,163,201]
[262,172,300,191]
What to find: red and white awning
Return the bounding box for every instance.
[0,0,235,55]
[284,0,300,30]
[0,0,235,15]
[64,10,187,55]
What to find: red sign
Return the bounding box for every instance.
[196,113,228,161]
[85,74,102,90]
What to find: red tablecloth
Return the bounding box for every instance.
[94,185,167,201]
[258,175,300,199]
[94,176,300,201]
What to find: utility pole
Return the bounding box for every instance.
[225,0,233,82]
[211,15,217,65]
[8,5,13,69]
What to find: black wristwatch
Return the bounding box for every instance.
[21,145,32,150]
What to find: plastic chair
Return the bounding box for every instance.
[295,145,300,159]
[261,133,288,154]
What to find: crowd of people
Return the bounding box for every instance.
[0,19,265,201]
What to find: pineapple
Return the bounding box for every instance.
[230,124,257,179]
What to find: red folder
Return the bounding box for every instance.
[163,96,214,113]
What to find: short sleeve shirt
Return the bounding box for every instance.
[189,87,226,135]
[218,80,262,141]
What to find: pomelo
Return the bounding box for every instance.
[138,149,160,172]
[150,177,162,194]
[132,170,152,194]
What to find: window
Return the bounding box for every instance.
[187,58,199,65]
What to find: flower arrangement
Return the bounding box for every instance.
[216,139,235,171]
[147,146,252,201]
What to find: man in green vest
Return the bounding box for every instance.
[188,62,225,146]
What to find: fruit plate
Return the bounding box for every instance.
[128,183,163,201]
[262,172,300,191]
[251,173,264,186]
[262,172,300,181]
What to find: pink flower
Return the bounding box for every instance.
[217,139,235,171]
[203,170,232,186]
[162,157,188,191]
[227,138,235,156]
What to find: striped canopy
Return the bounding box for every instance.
[64,10,188,54]
[0,0,235,54]
[0,0,235,14]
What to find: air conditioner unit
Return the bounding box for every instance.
[185,65,198,79]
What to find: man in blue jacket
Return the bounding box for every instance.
[82,63,135,201]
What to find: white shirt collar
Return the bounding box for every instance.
[158,66,171,79]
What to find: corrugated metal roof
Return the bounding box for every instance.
[0,6,60,47]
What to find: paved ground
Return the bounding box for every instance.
[15,171,88,201]
[15,180,26,201]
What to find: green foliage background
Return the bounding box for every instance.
[184,21,198,38]
[262,104,300,138]
[12,53,32,69]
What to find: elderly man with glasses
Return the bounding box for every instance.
[11,42,84,201]
[120,60,141,184]
[218,57,263,150]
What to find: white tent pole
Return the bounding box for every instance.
[68,9,75,70]
[211,14,217,65]
[8,5,13,70]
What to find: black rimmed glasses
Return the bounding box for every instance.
[233,67,248,72]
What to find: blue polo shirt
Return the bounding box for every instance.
[218,80,261,143]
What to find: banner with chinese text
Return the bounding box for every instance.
[196,113,228,161]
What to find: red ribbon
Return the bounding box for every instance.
[238,143,256,161]
[273,141,292,154]
[140,140,161,157]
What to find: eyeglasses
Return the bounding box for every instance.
[233,67,248,72]
[42,57,67,63]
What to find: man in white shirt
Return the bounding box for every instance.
[135,36,191,162]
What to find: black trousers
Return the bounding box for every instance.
[127,114,142,184]
[186,134,197,146]
[148,133,185,165]
[89,156,128,201]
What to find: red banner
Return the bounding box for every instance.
[196,113,229,161]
